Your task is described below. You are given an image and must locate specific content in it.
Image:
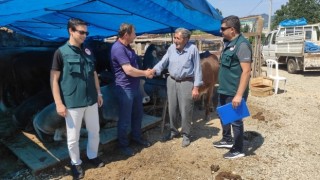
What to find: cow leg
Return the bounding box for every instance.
[204,86,214,121]
[198,94,205,111]
[140,79,150,104]
[0,89,7,112]
[211,84,219,112]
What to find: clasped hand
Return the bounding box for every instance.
[145,68,155,79]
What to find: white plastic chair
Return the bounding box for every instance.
[266,59,287,94]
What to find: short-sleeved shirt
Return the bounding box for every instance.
[110,40,140,90]
[236,43,252,62]
[51,44,97,71]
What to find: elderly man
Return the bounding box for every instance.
[153,28,203,147]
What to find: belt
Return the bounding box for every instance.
[170,76,194,82]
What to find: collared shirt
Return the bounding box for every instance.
[153,42,203,87]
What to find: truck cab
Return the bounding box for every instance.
[262,23,320,73]
[262,30,277,63]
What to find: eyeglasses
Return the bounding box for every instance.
[220,26,232,32]
[74,29,89,36]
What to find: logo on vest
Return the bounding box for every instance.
[85,48,91,55]
[230,45,236,51]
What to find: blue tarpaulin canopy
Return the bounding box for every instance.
[0,0,223,42]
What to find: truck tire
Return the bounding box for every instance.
[287,58,298,74]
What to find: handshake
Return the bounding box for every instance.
[145,68,156,79]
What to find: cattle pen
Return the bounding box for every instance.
[1,114,161,174]
[0,31,222,176]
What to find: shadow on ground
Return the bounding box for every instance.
[244,130,264,156]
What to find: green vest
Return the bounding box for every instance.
[218,34,251,96]
[59,42,97,108]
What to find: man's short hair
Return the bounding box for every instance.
[67,18,88,32]
[118,23,134,38]
[221,15,241,34]
[175,28,191,39]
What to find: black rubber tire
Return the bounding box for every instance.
[287,58,298,74]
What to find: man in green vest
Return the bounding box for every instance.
[50,18,104,179]
[213,15,252,159]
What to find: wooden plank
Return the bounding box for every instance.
[100,114,161,144]
[2,132,87,174]
[1,114,160,174]
[141,114,161,129]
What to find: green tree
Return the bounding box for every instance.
[272,0,320,29]
[192,30,205,35]
[241,24,250,33]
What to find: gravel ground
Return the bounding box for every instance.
[244,66,320,179]
[1,65,320,180]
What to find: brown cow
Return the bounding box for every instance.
[198,51,219,121]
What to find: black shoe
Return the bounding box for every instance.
[213,139,233,148]
[119,146,135,156]
[223,151,245,159]
[71,164,84,179]
[88,157,105,168]
[181,135,191,147]
[132,138,151,147]
[161,131,180,142]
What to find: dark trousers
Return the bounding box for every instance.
[115,86,143,147]
[218,94,247,153]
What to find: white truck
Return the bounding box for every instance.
[262,23,320,73]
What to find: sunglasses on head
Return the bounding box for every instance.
[74,29,89,36]
[220,26,232,31]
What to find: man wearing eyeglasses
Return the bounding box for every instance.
[212,15,252,159]
[50,18,104,179]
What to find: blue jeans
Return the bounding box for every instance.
[115,86,143,147]
[218,94,248,153]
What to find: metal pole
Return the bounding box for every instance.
[268,0,272,33]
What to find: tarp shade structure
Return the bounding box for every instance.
[0,0,223,42]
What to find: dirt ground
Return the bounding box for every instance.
[1,66,320,180]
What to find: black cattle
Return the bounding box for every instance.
[5,41,115,129]
[85,40,115,86]
[142,44,168,101]
[13,50,53,101]
[0,47,56,108]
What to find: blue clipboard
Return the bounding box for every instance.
[216,99,250,125]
